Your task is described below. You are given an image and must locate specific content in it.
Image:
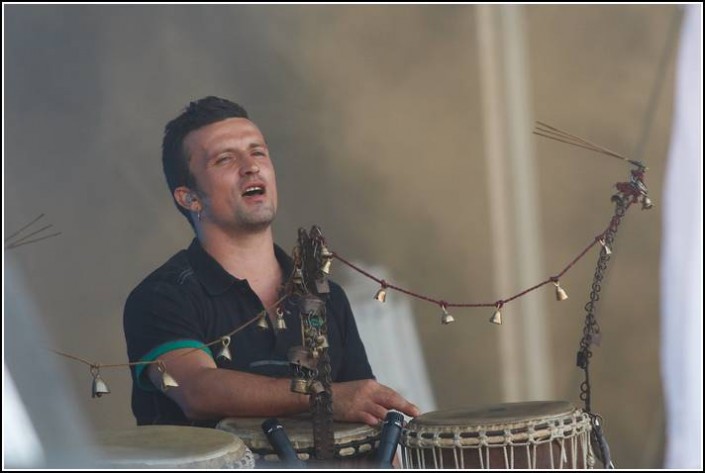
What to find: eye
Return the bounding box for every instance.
[215,155,233,165]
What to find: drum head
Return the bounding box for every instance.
[96,425,252,469]
[411,401,576,428]
[217,415,378,452]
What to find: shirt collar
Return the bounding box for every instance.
[187,238,294,296]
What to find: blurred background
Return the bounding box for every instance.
[4,4,701,469]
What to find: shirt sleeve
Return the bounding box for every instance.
[329,282,375,382]
[123,280,213,391]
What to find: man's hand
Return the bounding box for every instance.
[331,379,420,426]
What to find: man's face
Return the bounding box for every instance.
[182,117,278,232]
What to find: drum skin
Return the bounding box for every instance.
[217,415,380,467]
[402,401,593,469]
[95,425,254,469]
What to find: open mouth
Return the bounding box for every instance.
[242,186,265,197]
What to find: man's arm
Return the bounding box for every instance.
[147,348,308,420]
[149,348,420,424]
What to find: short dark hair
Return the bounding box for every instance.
[162,96,250,228]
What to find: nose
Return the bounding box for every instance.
[239,154,260,176]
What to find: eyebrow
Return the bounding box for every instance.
[210,142,268,158]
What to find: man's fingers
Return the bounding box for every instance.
[374,386,421,417]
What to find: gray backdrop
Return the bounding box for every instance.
[5,5,675,467]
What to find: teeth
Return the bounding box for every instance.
[243,186,264,196]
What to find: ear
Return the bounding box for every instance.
[173,186,200,213]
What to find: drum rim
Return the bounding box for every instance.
[216,416,380,457]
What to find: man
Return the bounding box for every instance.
[124,96,420,427]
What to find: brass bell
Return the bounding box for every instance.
[291,378,309,394]
[275,308,287,331]
[157,362,179,392]
[320,245,334,259]
[292,267,304,285]
[490,307,503,325]
[642,196,653,210]
[599,238,612,256]
[321,258,332,275]
[217,336,232,362]
[374,287,387,303]
[309,380,325,394]
[554,281,569,301]
[257,313,270,330]
[91,367,110,398]
[441,306,454,325]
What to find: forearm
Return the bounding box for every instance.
[177,368,309,420]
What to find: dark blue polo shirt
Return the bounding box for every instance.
[123,239,374,426]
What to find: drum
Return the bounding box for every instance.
[401,401,593,469]
[95,425,255,469]
[217,415,380,467]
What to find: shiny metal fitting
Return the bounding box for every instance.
[599,238,612,255]
[291,378,309,394]
[316,335,329,349]
[288,346,318,370]
[299,295,325,316]
[309,380,325,394]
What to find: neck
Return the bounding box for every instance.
[197,225,279,281]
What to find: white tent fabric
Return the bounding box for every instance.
[660,4,703,469]
[342,265,437,416]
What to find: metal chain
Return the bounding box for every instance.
[577,197,627,411]
[577,189,635,470]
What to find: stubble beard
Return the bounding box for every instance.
[234,202,277,232]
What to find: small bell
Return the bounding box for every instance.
[217,336,232,362]
[441,305,454,325]
[490,306,503,325]
[91,366,110,398]
[316,335,329,349]
[309,380,325,394]
[642,196,653,210]
[320,245,334,275]
[275,308,287,331]
[257,313,270,330]
[320,245,334,259]
[157,362,179,392]
[292,267,304,286]
[374,286,387,303]
[554,281,569,301]
[599,238,612,255]
[321,258,332,275]
[291,378,309,394]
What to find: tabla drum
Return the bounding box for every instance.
[95,425,255,469]
[401,401,593,469]
[216,415,380,467]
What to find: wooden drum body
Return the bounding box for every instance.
[402,401,593,469]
